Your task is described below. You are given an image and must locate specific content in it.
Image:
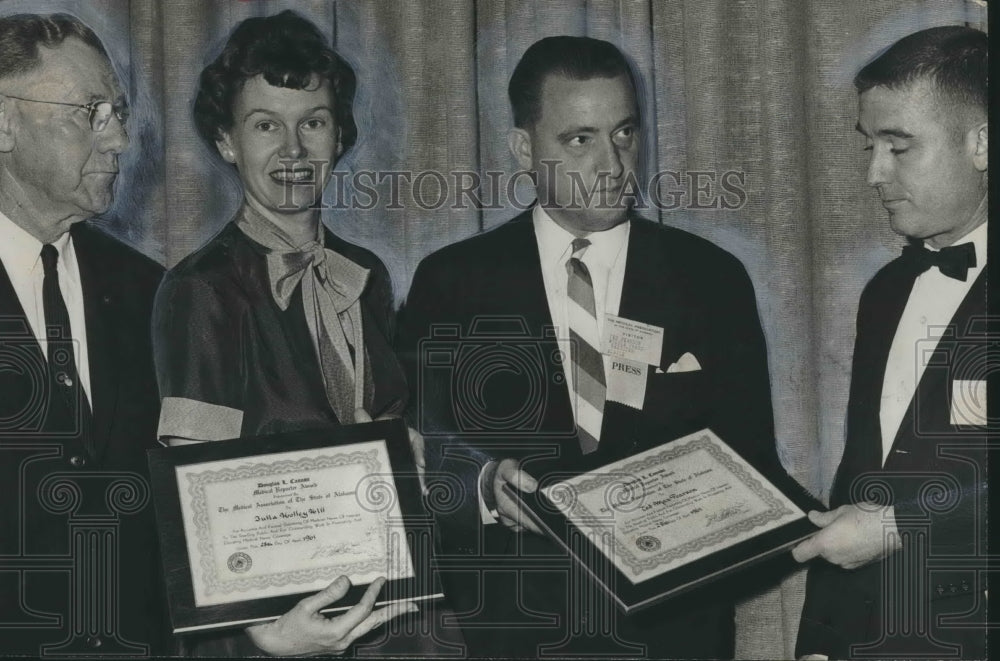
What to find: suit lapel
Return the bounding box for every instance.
[617,219,685,363]
[0,259,52,409]
[507,214,577,445]
[508,212,558,333]
[598,220,684,451]
[884,270,987,461]
[0,258,39,341]
[71,224,117,458]
[844,261,920,478]
[515,215,689,458]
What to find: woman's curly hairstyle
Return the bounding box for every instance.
[193,10,357,153]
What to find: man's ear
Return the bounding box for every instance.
[215,132,237,164]
[508,127,533,170]
[0,99,16,153]
[971,122,987,172]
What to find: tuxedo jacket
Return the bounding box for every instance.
[797,256,989,660]
[0,222,167,655]
[398,210,816,658]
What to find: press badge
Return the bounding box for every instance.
[603,314,664,366]
[951,379,987,426]
[606,357,647,410]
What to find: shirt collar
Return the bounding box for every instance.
[925,221,987,267]
[56,227,79,285]
[532,205,630,270]
[0,209,44,276]
[0,209,74,276]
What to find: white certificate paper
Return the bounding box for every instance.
[175,440,414,606]
[541,430,805,584]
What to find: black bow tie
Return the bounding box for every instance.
[901,242,977,281]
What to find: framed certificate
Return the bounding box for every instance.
[504,428,818,614]
[148,419,442,633]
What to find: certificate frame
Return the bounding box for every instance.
[504,428,819,614]
[148,419,442,634]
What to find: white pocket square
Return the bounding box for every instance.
[662,352,702,374]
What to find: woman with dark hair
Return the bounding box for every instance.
[152,10,423,656]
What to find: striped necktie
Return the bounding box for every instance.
[566,238,605,454]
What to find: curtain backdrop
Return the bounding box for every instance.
[1,0,986,657]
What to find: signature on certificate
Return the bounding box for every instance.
[705,504,747,527]
[308,528,379,560]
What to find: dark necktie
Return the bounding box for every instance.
[900,242,976,281]
[41,244,94,455]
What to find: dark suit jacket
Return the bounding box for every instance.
[398,210,815,658]
[797,256,988,660]
[0,222,167,655]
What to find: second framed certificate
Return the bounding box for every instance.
[148,419,442,633]
[505,428,818,614]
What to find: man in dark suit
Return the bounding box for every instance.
[794,26,988,660]
[0,13,167,656]
[398,36,813,658]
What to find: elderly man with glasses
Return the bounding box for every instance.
[0,13,168,656]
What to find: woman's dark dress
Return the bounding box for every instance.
[154,222,407,441]
[152,222,412,656]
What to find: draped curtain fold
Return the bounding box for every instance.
[4,0,984,656]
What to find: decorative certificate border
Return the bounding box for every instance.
[553,433,799,578]
[180,448,391,599]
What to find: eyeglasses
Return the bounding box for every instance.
[1,94,129,132]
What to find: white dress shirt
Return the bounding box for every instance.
[532,205,631,423]
[0,210,92,403]
[879,221,987,464]
[479,206,630,522]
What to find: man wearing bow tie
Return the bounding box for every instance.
[794,26,988,660]
[398,35,815,658]
[0,13,167,655]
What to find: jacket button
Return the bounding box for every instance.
[86,635,101,648]
[69,455,87,468]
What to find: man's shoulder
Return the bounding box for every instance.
[414,210,749,282]
[71,223,164,301]
[72,222,164,285]
[419,210,534,273]
[631,215,733,256]
[630,215,749,275]
[857,252,911,304]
